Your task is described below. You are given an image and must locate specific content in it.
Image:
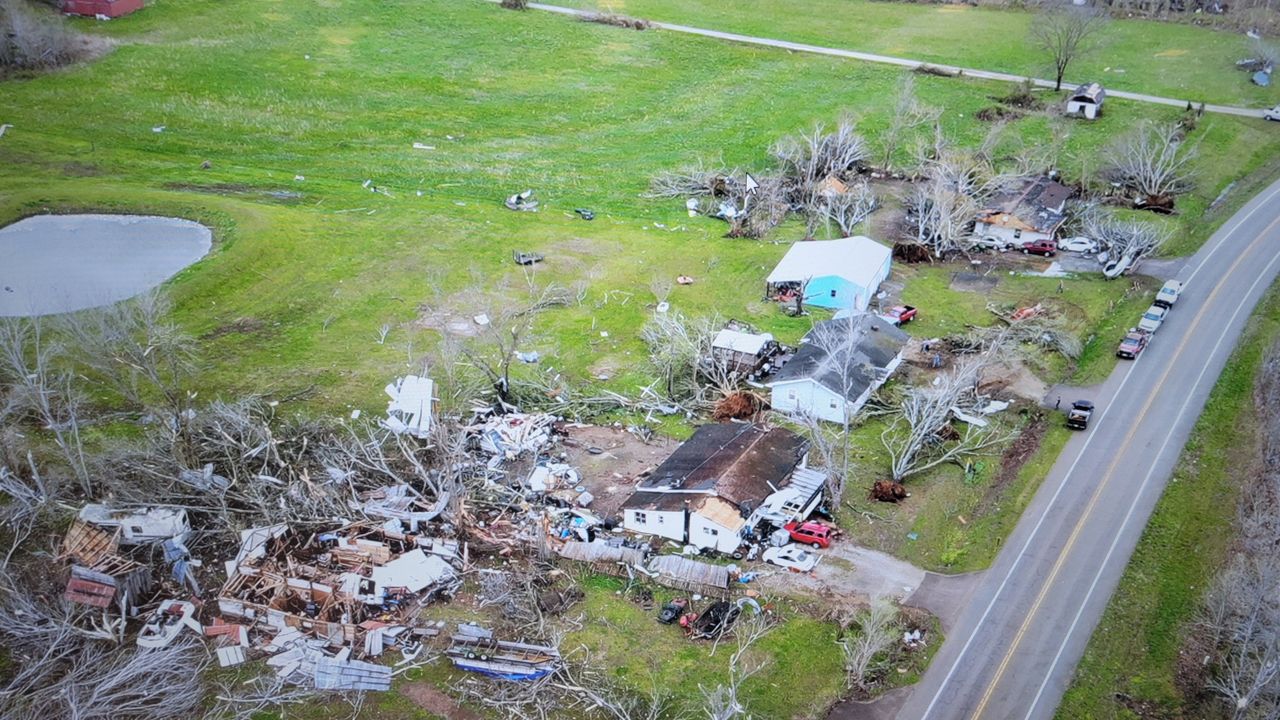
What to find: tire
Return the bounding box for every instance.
[1022,248,1029,254]
[811,542,821,549]
[731,551,744,560]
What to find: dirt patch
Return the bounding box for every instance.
[201,316,264,341]
[949,272,999,293]
[415,307,483,337]
[976,105,1025,122]
[979,359,1047,403]
[974,412,1047,517]
[559,425,678,519]
[163,182,303,203]
[61,161,101,177]
[401,681,482,720]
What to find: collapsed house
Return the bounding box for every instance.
[620,423,824,553]
[217,523,459,651]
[766,314,909,423]
[973,176,1070,246]
[60,505,192,612]
[765,236,893,312]
[61,518,153,611]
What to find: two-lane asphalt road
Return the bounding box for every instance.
[896,178,1280,720]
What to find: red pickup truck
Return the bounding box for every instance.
[879,305,917,326]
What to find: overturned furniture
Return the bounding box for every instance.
[446,625,561,681]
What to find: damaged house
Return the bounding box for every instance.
[973,176,1070,247]
[621,423,824,554]
[217,523,458,649]
[60,518,153,611]
[767,314,909,423]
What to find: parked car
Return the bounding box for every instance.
[971,236,1015,252]
[1115,331,1148,359]
[762,545,820,572]
[1154,280,1184,309]
[1265,104,1280,121]
[1066,400,1095,430]
[1058,236,1099,253]
[1137,305,1168,334]
[783,520,832,549]
[879,305,917,327]
[1021,240,1057,257]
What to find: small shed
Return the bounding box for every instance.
[61,0,144,18]
[1066,82,1105,120]
[766,236,892,312]
[710,329,776,376]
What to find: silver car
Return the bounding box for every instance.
[1137,305,1168,334]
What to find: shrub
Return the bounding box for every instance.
[0,0,90,72]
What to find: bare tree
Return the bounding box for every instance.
[59,292,197,457]
[726,173,789,240]
[771,119,869,199]
[880,348,1015,482]
[877,76,941,172]
[1084,212,1170,267]
[812,180,879,238]
[0,567,209,720]
[640,310,725,403]
[1103,122,1198,208]
[700,610,777,720]
[903,177,979,258]
[1197,341,1280,718]
[0,0,90,71]
[459,282,572,406]
[0,317,90,491]
[786,315,885,504]
[839,597,900,693]
[1029,1,1108,91]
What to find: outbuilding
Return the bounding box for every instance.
[61,0,144,18]
[1066,82,1105,120]
[765,236,892,312]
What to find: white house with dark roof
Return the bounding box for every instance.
[767,314,909,423]
[621,423,823,553]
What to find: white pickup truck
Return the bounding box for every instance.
[1154,280,1184,309]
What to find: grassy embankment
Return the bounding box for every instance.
[1059,282,1280,718]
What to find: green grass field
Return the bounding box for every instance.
[557,0,1280,107]
[1057,282,1280,719]
[2,0,1278,411]
[5,3,1280,714]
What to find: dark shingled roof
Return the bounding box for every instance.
[1070,82,1105,103]
[632,423,809,508]
[977,176,1071,235]
[768,314,908,401]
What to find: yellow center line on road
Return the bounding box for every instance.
[968,214,1280,720]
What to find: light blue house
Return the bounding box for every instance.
[766,236,892,311]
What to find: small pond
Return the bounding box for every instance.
[0,214,212,317]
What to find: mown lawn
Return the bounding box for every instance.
[2,0,1277,409]
[1057,281,1280,719]
[556,0,1279,107]
[567,575,847,720]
